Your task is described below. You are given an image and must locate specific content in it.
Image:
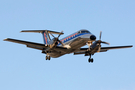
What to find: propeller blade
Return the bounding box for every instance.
[58,34,61,38]
[101,41,110,45]
[89,31,110,53]
[58,31,63,38]
[58,40,65,46]
[50,33,55,38]
[49,31,64,48]
[99,31,102,40]
[97,46,101,53]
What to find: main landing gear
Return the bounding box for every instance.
[88,54,94,63]
[46,56,51,60]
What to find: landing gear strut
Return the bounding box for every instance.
[88,54,94,63]
[46,56,51,60]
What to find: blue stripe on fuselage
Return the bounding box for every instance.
[58,33,90,46]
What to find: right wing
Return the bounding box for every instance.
[4,38,47,50]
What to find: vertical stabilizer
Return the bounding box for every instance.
[42,31,50,44]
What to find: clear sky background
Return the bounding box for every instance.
[0,0,135,90]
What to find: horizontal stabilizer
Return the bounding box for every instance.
[21,30,64,35]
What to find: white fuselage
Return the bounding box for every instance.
[48,31,95,58]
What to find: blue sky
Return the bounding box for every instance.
[0,0,135,90]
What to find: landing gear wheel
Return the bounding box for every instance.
[46,56,48,60]
[88,58,94,63]
[88,58,91,63]
[48,56,51,60]
[88,54,94,63]
[91,58,93,63]
[45,56,51,60]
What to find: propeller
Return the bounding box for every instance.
[97,31,110,52]
[50,31,65,47]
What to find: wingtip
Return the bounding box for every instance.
[20,30,29,32]
[20,30,24,33]
[3,38,9,41]
[106,43,110,45]
[127,45,133,48]
[3,38,13,41]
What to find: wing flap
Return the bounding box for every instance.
[27,45,44,50]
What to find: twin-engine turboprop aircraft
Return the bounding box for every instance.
[4,29,133,63]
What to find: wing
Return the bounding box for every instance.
[100,45,133,51]
[3,38,48,50]
[74,45,133,55]
[3,38,68,52]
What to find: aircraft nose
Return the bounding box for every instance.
[90,35,96,40]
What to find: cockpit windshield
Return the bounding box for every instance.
[77,30,91,34]
[81,30,90,33]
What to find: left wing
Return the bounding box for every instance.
[74,45,133,55]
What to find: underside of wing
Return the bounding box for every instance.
[4,38,47,50]
[74,45,133,55]
[101,45,133,51]
[4,38,69,52]
[54,46,69,53]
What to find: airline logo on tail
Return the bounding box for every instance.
[43,32,49,44]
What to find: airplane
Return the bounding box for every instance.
[3,29,133,63]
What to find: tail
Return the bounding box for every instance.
[42,31,50,44]
[21,30,64,45]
